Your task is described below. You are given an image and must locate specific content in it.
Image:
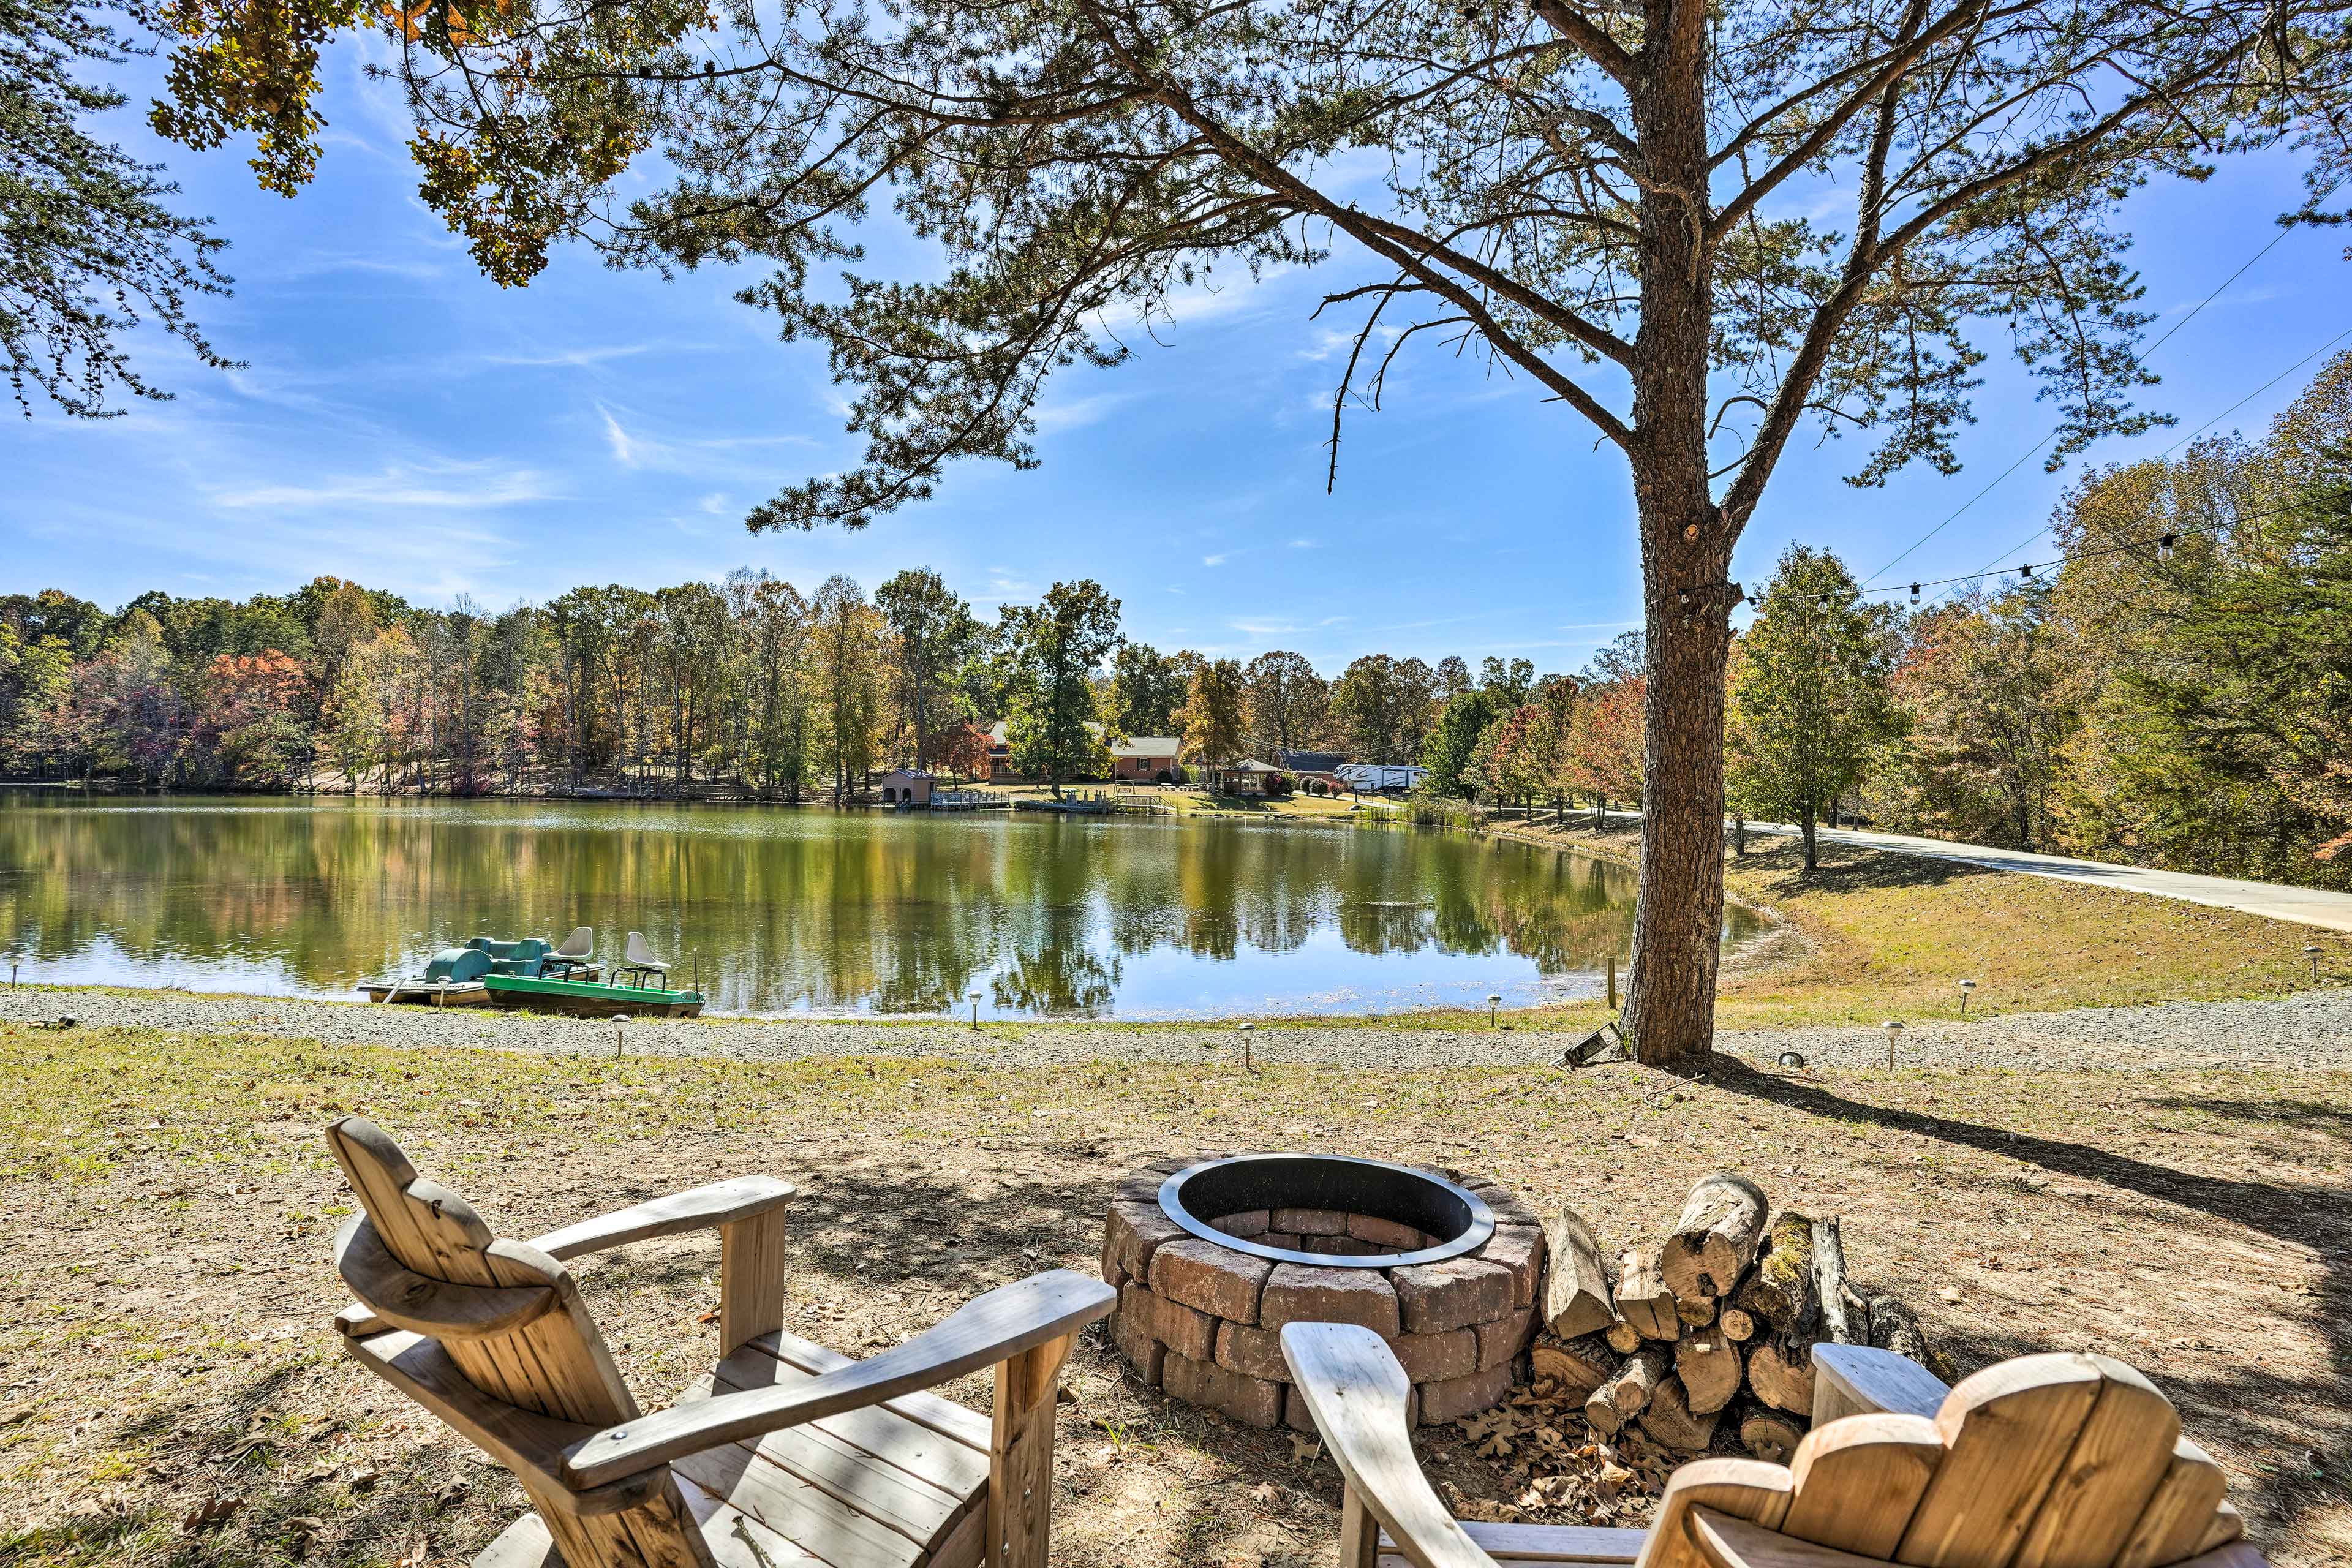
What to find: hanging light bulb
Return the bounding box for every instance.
[1909,582,1921,602]
[2158,533,2177,559]
[2019,561,2035,578]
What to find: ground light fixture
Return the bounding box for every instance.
[1958,978,1977,1016]
[6,951,18,989]
[2307,945,2324,984]
[612,1014,631,1060]
[968,991,982,1029]
[1882,1019,1904,1070]
[1487,993,1502,1027]
[1237,1020,1257,1073]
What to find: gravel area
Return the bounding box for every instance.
[8,982,2352,1071]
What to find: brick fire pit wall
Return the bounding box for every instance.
[1100,1156,1547,1431]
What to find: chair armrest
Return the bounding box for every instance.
[561,1268,1115,1488]
[530,1176,796,1261]
[1810,1343,1951,1423]
[1280,1323,1499,1568]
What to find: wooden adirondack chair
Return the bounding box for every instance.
[323,1116,1115,1568]
[1281,1324,2267,1568]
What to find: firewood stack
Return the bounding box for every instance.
[1528,1174,1952,1463]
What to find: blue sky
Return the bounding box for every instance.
[6,40,2347,675]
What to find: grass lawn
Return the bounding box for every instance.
[1460,820,2352,1033]
[4,1025,2346,1568]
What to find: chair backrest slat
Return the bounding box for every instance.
[326,1117,638,1427]
[1781,1414,1942,1561]
[2008,1359,2179,1568]
[2114,1440,2229,1568]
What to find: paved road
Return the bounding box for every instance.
[1739,818,2352,934]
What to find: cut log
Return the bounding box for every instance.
[1719,1306,1757,1343]
[1747,1336,1818,1415]
[1640,1373,1721,1453]
[1674,1324,1740,1415]
[1659,1172,1769,1300]
[1542,1207,1618,1339]
[1865,1294,1958,1382]
[1675,1295,1717,1329]
[1581,1389,1625,1436]
[1738,1406,1805,1464]
[1596,1346,1670,1417]
[1734,1212,1817,1339]
[1613,1243,1681,1341]
[1604,1319,1645,1355]
[1531,1333,1618,1393]
[1814,1216,1861,1346]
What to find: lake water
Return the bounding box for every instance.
[0,794,1765,1019]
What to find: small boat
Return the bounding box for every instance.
[361,929,702,1017]
[360,946,498,1007]
[481,972,704,1019]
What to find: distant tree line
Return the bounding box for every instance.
[0,562,1645,802]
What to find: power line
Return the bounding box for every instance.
[1945,318,2352,592]
[1860,226,2299,588]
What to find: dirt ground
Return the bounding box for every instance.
[3,1026,2347,1568]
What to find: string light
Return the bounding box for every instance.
[1777,518,2228,609]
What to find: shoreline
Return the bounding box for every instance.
[10,981,2352,1073]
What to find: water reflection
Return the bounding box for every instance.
[0,795,1764,1018]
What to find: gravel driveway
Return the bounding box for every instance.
[7,984,2351,1071]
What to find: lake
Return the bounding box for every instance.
[0,794,1765,1019]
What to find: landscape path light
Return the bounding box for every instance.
[613,1014,631,1061]
[1487,993,1502,1028]
[968,991,982,1030]
[6,950,18,989]
[1958,978,1977,1017]
[1237,1021,1257,1073]
[2305,945,2323,985]
[1882,1019,1904,1071]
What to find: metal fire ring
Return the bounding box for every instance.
[1158,1152,1496,1270]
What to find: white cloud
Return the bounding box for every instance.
[1032,390,1138,434]
[600,405,645,467]
[215,460,559,511]
[1203,552,1231,567]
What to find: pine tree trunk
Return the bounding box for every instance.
[1621,589,1732,1066]
[1617,6,1733,1071]
[1801,803,1817,870]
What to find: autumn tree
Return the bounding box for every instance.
[1873,584,2077,850]
[1243,650,1329,758]
[1727,548,1904,869]
[1006,579,1121,794]
[809,575,888,800]
[1179,658,1249,775]
[876,568,982,769]
[1566,633,1648,825]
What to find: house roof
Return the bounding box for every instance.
[1219,759,1281,773]
[1277,750,1346,773]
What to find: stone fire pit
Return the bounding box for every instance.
[1101,1153,1547,1431]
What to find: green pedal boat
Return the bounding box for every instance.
[361,930,704,1017]
[481,971,705,1018]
